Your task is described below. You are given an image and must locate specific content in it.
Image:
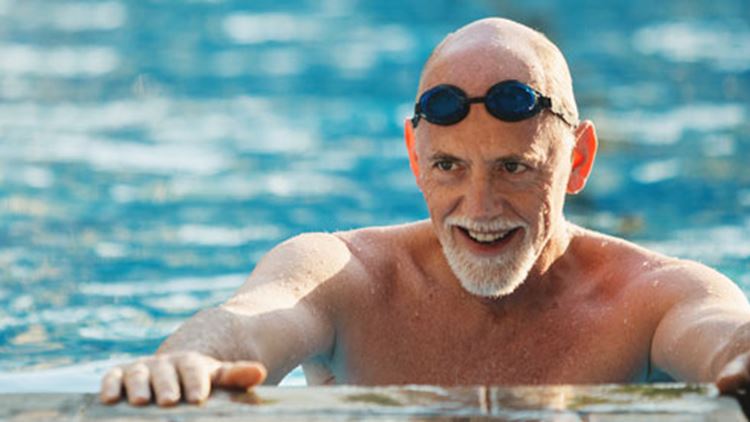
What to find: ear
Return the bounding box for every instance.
[567,120,598,194]
[404,118,419,179]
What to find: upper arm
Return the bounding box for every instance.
[650,260,750,381]
[218,232,360,383]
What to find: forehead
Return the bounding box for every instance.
[418,116,553,164]
[419,35,548,97]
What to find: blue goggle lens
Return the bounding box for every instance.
[485,81,539,121]
[412,80,555,127]
[419,85,468,125]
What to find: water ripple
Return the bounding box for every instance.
[0,44,119,76]
[634,21,750,72]
[79,273,245,297]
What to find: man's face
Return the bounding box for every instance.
[414,82,574,298]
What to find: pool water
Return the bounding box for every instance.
[0,0,748,390]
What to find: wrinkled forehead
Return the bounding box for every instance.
[418,28,551,97]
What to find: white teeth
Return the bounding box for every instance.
[466,229,511,243]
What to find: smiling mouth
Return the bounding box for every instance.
[458,227,520,246]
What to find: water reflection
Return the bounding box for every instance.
[633,21,750,71]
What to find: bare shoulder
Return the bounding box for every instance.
[333,220,433,271]
[234,222,431,305]
[225,232,364,313]
[635,254,747,310]
[330,220,436,301]
[571,224,746,308]
[244,232,358,289]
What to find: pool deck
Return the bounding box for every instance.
[0,383,745,421]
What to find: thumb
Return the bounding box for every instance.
[212,361,268,389]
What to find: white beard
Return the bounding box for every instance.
[440,216,537,298]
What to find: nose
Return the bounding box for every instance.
[462,170,502,220]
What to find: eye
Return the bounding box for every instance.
[434,160,456,172]
[502,161,527,174]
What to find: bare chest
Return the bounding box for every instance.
[332,286,651,385]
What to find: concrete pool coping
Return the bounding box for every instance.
[0,383,745,421]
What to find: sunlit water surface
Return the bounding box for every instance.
[0,0,749,391]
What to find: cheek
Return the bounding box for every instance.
[419,178,450,218]
[521,178,557,235]
[420,171,462,204]
[535,178,569,236]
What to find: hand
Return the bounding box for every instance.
[715,352,750,417]
[99,351,267,406]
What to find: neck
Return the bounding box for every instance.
[528,218,574,281]
[471,219,576,310]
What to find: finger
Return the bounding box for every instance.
[150,358,181,407]
[100,367,124,404]
[716,355,750,394]
[123,362,152,406]
[177,355,212,404]
[213,361,268,389]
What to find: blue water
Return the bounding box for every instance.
[0,0,749,390]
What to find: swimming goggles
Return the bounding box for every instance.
[411,80,577,128]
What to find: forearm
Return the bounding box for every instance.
[652,302,750,382]
[157,307,261,362]
[709,321,750,379]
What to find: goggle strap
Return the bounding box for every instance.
[537,96,552,109]
[411,115,422,128]
[539,96,579,128]
[411,103,423,127]
[554,111,579,128]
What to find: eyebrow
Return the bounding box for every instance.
[428,152,461,162]
[494,153,526,163]
[428,151,541,165]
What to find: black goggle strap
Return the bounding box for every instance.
[411,102,423,127]
[536,95,578,128]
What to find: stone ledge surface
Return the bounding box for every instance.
[0,383,745,421]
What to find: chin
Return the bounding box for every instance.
[440,231,537,299]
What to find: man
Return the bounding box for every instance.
[101,17,750,407]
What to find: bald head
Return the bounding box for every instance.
[418,18,578,125]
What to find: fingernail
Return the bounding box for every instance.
[187,392,202,404]
[158,395,179,407]
[100,394,116,405]
[128,396,149,406]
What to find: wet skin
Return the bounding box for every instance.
[320,222,671,385]
[101,17,750,406]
